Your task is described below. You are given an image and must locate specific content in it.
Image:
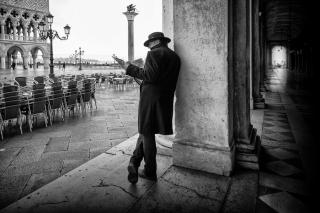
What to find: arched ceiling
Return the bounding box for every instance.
[263,0,307,42]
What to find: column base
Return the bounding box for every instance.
[253,97,265,109]
[173,140,235,176]
[236,126,261,170]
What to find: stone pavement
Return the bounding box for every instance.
[0,81,140,209]
[0,67,316,212]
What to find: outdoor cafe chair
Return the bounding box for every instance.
[79,79,93,113]
[64,80,80,116]
[0,85,23,139]
[34,76,55,85]
[26,83,49,131]
[89,78,97,109]
[48,82,65,124]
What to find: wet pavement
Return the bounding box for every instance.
[0,67,317,212]
[0,67,140,208]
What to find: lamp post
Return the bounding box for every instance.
[38,13,70,78]
[75,47,84,70]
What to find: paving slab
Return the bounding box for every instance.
[0,147,22,174]
[221,170,258,213]
[259,191,307,213]
[44,137,70,153]
[259,172,308,196]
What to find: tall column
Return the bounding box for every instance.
[12,22,17,40]
[252,0,265,108]
[259,17,266,92]
[234,0,250,144]
[233,0,260,170]
[33,23,38,41]
[123,9,138,62]
[162,0,174,49]
[23,25,28,41]
[249,0,253,109]
[0,19,5,40]
[23,55,29,70]
[172,0,234,176]
[32,54,37,69]
[0,56,6,69]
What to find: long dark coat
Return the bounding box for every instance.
[126,44,181,135]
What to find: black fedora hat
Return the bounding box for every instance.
[144,32,171,47]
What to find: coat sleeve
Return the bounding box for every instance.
[125,51,159,83]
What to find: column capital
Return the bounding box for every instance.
[123,11,138,21]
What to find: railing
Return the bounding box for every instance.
[1,34,46,43]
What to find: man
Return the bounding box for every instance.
[114,32,180,183]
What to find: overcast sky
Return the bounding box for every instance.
[50,0,162,62]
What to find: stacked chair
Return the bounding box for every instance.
[26,83,49,131]
[0,85,23,139]
[48,82,65,124]
[0,74,99,140]
[64,80,80,116]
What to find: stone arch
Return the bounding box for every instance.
[30,45,48,57]
[29,45,49,70]
[6,45,26,69]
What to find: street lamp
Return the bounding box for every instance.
[38,13,70,78]
[75,47,84,70]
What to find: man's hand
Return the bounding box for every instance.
[112,55,130,70]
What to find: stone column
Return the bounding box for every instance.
[233,0,251,144]
[0,19,5,40]
[12,22,17,40]
[249,0,253,109]
[33,23,38,41]
[23,55,29,70]
[259,18,266,92]
[252,0,265,108]
[0,56,6,69]
[23,26,28,41]
[123,10,138,62]
[162,0,174,49]
[172,0,234,176]
[32,54,37,70]
[233,0,260,170]
[7,56,11,69]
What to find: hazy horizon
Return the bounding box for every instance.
[50,0,162,62]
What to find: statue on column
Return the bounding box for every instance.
[127,4,136,13]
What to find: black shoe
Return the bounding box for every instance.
[127,163,138,184]
[138,169,157,181]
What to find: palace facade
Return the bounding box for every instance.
[0,0,50,70]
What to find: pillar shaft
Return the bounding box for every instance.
[12,24,17,40]
[0,20,5,39]
[123,11,138,62]
[162,0,174,49]
[0,56,6,69]
[33,24,38,41]
[128,20,134,61]
[172,0,234,176]
[23,56,29,70]
[23,27,28,41]
[233,0,251,144]
[252,0,264,108]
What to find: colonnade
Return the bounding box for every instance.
[0,18,39,42]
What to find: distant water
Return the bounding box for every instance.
[0,65,124,80]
